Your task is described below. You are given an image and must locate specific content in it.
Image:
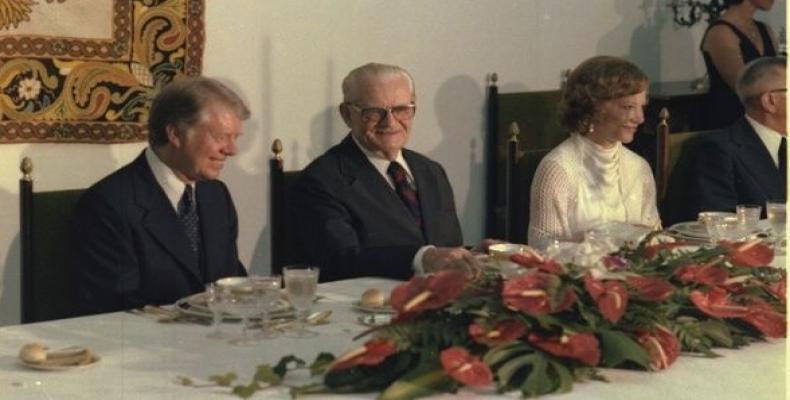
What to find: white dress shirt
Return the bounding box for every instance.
[746,115,785,168]
[144,147,195,213]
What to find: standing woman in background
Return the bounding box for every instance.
[700,0,777,128]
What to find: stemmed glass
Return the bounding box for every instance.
[250,275,282,339]
[766,201,787,256]
[223,279,264,345]
[283,266,320,338]
[205,282,229,339]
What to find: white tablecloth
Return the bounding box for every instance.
[0,277,785,400]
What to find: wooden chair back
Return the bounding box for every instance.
[19,157,85,323]
[486,73,568,243]
[269,139,303,275]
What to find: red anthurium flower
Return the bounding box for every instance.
[510,251,565,275]
[626,276,674,302]
[636,324,680,370]
[502,272,576,315]
[720,240,774,267]
[643,242,688,259]
[528,332,601,366]
[469,319,528,347]
[584,274,628,323]
[689,287,750,318]
[673,264,728,286]
[741,301,787,338]
[440,347,493,387]
[330,339,397,371]
[765,278,786,303]
[390,270,467,316]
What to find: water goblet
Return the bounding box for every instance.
[250,275,281,339]
[223,279,262,345]
[766,201,787,256]
[283,266,320,338]
[205,282,229,339]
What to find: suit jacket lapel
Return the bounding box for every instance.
[731,118,783,200]
[405,151,440,242]
[132,155,202,283]
[337,135,424,239]
[197,182,221,279]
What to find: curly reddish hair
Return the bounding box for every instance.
[558,56,648,133]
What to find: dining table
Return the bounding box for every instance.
[0,274,785,400]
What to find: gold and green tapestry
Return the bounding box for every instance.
[0,0,205,143]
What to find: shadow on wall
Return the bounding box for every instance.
[432,75,485,244]
[596,0,678,82]
[0,223,20,326]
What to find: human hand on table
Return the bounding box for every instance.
[422,246,482,276]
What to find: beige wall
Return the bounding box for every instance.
[0,0,785,325]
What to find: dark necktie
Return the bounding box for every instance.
[178,185,201,254]
[780,137,787,196]
[387,161,422,226]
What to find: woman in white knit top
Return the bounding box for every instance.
[528,56,660,249]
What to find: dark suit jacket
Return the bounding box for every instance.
[71,151,246,315]
[291,135,463,282]
[662,117,785,225]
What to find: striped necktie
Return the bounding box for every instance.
[387,161,422,226]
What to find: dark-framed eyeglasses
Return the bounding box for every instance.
[766,88,787,95]
[346,103,416,123]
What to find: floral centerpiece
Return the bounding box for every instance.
[187,233,785,399]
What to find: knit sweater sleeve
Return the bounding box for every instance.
[528,157,575,249]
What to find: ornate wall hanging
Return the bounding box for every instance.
[0,0,205,143]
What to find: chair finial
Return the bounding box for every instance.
[272,139,283,160]
[508,122,520,142]
[489,72,498,86]
[659,107,669,123]
[20,157,32,181]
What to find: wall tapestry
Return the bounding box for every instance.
[0,0,205,143]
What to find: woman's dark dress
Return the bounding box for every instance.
[700,19,775,129]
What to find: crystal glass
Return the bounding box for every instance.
[702,214,738,243]
[736,204,762,230]
[222,278,264,345]
[205,282,229,339]
[766,201,787,256]
[250,275,281,339]
[283,266,320,338]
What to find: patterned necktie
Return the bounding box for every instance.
[387,161,422,226]
[779,137,787,196]
[178,185,201,254]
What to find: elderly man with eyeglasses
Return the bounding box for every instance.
[291,62,487,282]
[663,56,786,224]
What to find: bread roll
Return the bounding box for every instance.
[360,288,386,308]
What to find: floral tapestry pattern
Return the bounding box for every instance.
[0,0,205,143]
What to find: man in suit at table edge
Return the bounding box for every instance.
[71,77,248,315]
[665,56,786,224]
[291,62,492,283]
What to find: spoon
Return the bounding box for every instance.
[270,310,332,330]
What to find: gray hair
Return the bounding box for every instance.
[147,77,250,146]
[736,56,787,107]
[341,63,415,104]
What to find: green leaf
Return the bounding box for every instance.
[497,353,540,389]
[174,375,193,386]
[273,355,306,378]
[231,382,261,399]
[483,342,532,369]
[309,352,336,376]
[522,353,554,397]
[699,320,734,348]
[253,364,281,385]
[208,372,238,386]
[597,329,650,369]
[379,368,453,400]
[547,359,574,394]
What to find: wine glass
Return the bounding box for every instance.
[283,266,320,338]
[205,282,229,339]
[250,275,281,339]
[222,279,263,345]
[766,201,787,256]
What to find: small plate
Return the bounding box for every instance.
[17,355,100,371]
[174,292,292,320]
[351,301,394,314]
[357,313,392,327]
[668,222,710,239]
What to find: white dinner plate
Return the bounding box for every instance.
[17,355,100,371]
[668,221,710,239]
[351,300,394,314]
[174,292,293,321]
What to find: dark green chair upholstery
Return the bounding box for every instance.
[19,157,85,323]
[487,76,568,244]
[269,139,303,276]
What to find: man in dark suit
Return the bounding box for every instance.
[665,56,785,224]
[72,77,249,315]
[291,63,484,282]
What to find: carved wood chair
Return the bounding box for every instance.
[269,139,303,276]
[486,72,569,244]
[19,157,85,323]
